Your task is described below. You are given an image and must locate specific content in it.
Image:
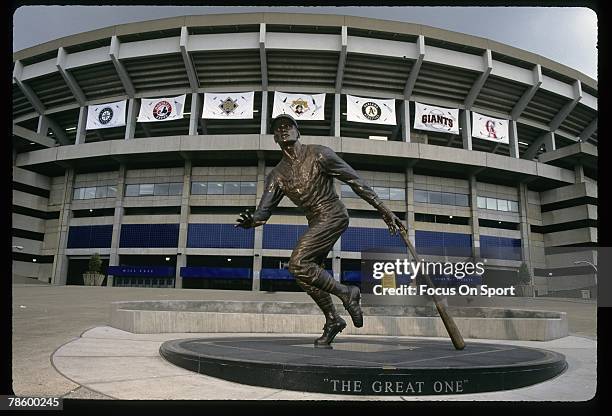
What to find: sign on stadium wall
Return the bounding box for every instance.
[471,112,509,144]
[413,102,459,135]
[86,100,127,130]
[346,95,396,125]
[202,92,255,119]
[272,91,325,120]
[137,95,186,122]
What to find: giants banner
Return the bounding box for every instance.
[346,95,396,125]
[137,95,186,122]
[413,102,459,135]
[202,92,254,119]
[471,112,509,144]
[272,91,325,120]
[86,100,127,130]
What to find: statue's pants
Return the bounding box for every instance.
[288,205,350,319]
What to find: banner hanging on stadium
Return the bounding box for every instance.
[137,95,186,123]
[86,100,127,130]
[272,91,325,120]
[202,92,255,119]
[413,102,459,134]
[471,112,509,144]
[346,94,396,125]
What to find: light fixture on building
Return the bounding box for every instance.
[66,127,76,131]
[227,258,232,262]
[548,272,553,276]
[32,258,37,262]
[498,221,502,224]
[89,209,93,212]
[449,215,453,219]
[368,135,387,141]
[518,141,529,146]
[165,257,170,261]
[29,142,36,145]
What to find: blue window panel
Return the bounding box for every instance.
[342,271,362,282]
[120,224,179,248]
[260,268,293,280]
[263,224,309,250]
[180,266,251,279]
[67,225,113,248]
[340,227,404,252]
[415,231,472,257]
[480,235,522,260]
[187,224,254,249]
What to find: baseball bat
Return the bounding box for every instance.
[398,229,466,350]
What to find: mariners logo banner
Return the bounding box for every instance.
[346,95,396,125]
[137,95,186,123]
[86,100,127,130]
[413,102,459,134]
[202,92,254,119]
[272,91,325,120]
[472,112,509,144]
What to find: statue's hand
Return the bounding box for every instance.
[381,207,407,236]
[235,209,264,229]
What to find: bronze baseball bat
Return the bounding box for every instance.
[398,229,466,350]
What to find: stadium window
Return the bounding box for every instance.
[95,186,108,199]
[374,187,390,200]
[455,193,469,207]
[414,189,428,203]
[509,200,519,212]
[73,188,84,200]
[207,182,224,195]
[83,187,96,199]
[139,184,154,196]
[389,188,405,201]
[125,184,139,197]
[168,183,183,196]
[224,182,241,195]
[154,183,169,196]
[107,186,117,197]
[486,197,497,210]
[240,182,257,195]
[441,192,455,206]
[428,191,442,204]
[477,196,487,209]
[191,182,207,195]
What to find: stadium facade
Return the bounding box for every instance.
[12,13,597,296]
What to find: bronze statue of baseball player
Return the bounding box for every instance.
[236,114,405,348]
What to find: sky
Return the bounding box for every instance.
[12,6,598,80]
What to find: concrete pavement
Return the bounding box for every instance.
[11,284,598,400]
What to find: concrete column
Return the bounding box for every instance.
[189,93,200,136]
[575,164,585,183]
[333,93,341,137]
[37,115,49,136]
[124,98,138,140]
[468,175,480,259]
[508,120,519,158]
[75,106,88,145]
[402,100,411,142]
[405,167,416,247]
[107,164,127,286]
[543,131,556,152]
[175,160,192,288]
[461,110,472,150]
[51,168,75,285]
[518,183,531,271]
[252,157,266,291]
[260,91,268,135]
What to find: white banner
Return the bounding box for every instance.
[413,102,459,134]
[471,112,509,144]
[202,92,254,119]
[86,100,126,130]
[272,91,325,120]
[137,95,186,123]
[346,94,396,125]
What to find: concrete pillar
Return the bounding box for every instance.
[51,168,75,285]
[252,157,266,291]
[175,160,192,288]
[461,110,472,150]
[333,93,341,137]
[402,100,411,142]
[189,93,200,136]
[37,115,49,136]
[468,175,480,259]
[518,183,531,271]
[575,164,586,183]
[124,98,138,140]
[508,120,519,158]
[260,91,268,135]
[107,164,127,286]
[75,107,88,145]
[543,131,556,152]
[405,167,416,247]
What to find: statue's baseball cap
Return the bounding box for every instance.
[271,114,298,131]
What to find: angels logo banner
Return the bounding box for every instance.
[413,102,459,135]
[202,92,254,119]
[86,100,127,130]
[471,111,509,144]
[346,94,396,125]
[272,91,325,120]
[137,95,186,123]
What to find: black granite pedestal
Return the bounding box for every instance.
[159,336,567,396]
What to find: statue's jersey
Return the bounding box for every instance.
[253,144,383,223]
